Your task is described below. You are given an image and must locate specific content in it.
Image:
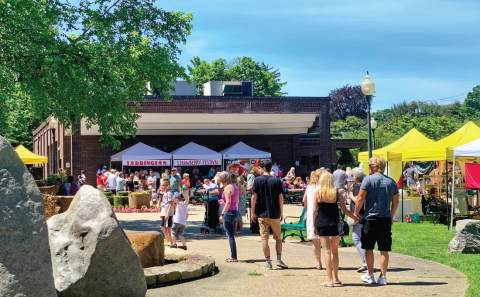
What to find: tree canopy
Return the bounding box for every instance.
[187,56,286,96]
[0,0,192,148]
[329,85,369,121]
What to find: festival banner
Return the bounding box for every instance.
[122,160,171,166]
[173,159,221,166]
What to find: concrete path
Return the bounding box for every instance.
[117,205,468,297]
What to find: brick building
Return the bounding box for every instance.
[33,83,364,182]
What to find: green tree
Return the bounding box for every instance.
[0,85,42,148]
[0,0,192,148]
[187,56,286,96]
[464,85,480,114]
[331,116,368,139]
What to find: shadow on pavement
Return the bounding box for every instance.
[344,281,448,287]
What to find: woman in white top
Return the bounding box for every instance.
[303,169,323,269]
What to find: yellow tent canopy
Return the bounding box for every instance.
[358,128,436,181]
[402,121,480,162]
[358,128,435,163]
[15,145,48,164]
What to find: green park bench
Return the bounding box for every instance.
[281,208,307,242]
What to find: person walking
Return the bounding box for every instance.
[169,168,182,194]
[303,170,322,269]
[348,168,367,273]
[171,194,188,250]
[160,179,175,246]
[314,172,356,287]
[354,156,400,285]
[218,171,240,263]
[251,163,288,270]
[333,164,348,190]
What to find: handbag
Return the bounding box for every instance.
[337,201,349,236]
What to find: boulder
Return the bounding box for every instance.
[42,194,74,219]
[0,136,57,297]
[448,219,480,254]
[47,185,147,297]
[125,231,165,268]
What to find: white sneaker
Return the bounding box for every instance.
[264,260,273,270]
[361,273,376,285]
[378,275,387,285]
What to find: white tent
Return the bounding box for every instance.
[110,142,171,166]
[171,142,222,167]
[222,141,271,159]
[453,138,480,157]
[450,137,480,229]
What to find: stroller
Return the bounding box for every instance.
[200,196,223,234]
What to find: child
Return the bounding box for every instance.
[159,179,175,245]
[171,193,188,250]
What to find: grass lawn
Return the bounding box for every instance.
[286,222,479,296]
[389,222,479,297]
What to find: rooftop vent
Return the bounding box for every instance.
[203,81,253,96]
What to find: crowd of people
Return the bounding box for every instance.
[87,157,400,287]
[214,157,399,288]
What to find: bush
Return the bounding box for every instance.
[113,195,128,207]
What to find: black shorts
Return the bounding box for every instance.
[316,225,339,237]
[161,216,173,228]
[361,218,392,251]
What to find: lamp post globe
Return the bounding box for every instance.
[371,117,377,149]
[49,117,58,129]
[361,72,376,96]
[49,117,58,174]
[361,72,376,159]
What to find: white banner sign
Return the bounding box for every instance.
[123,160,171,166]
[173,159,221,166]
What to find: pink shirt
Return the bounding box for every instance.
[222,184,239,212]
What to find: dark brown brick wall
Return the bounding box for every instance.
[140,96,329,114]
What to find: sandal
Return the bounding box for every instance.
[225,258,238,263]
[333,281,343,287]
[323,282,334,288]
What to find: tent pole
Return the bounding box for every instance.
[401,161,404,223]
[450,158,455,230]
[445,162,449,229]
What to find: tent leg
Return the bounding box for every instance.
[445,163,449,229]
[450,159,455,230]
[401,161,404,223]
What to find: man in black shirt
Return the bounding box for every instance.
[251,163,288,269]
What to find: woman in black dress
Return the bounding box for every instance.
[314,172,356,287]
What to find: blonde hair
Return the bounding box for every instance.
[369,156,386,172]
[183,173,189,179]
[316,172,337,203]
[217,171,237,186]
[309,170,320,185]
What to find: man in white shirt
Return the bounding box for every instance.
[107,171,118,194]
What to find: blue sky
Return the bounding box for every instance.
[160,0,480,110]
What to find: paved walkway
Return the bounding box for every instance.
[117,205,468,297]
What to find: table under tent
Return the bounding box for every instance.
[110,142,172,172]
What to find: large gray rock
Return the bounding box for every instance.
[0,136,57,297]
[48,186,147,297]
[448,219,480,254]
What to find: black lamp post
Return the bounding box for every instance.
[361,72,376,159]
[49,117,58,174]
